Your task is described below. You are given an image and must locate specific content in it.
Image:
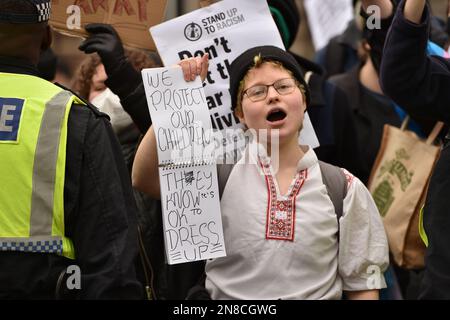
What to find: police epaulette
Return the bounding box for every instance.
[54,82,110,120]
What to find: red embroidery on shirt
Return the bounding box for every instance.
[342,168,354,189]
[260,161,308,241]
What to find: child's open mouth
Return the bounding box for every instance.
[266,109,287,123]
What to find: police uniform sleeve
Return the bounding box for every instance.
[65,104,143,299]
[338,170,389,291]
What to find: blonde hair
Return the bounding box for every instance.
[235,55,307,116]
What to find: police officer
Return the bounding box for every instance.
[0,0,143,299]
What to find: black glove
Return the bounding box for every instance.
[79,23,126,76]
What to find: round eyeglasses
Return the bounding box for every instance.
[243,78,298,102]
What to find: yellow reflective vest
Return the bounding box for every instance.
[0,72,84,259]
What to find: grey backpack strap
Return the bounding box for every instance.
[318,161,348,220]
[217,164,235,199]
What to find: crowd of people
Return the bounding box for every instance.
[0,0,449,300]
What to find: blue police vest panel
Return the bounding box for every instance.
[0,97,24,142]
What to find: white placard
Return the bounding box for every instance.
[142,66,213,163]
[304,0,353,51]
[142,66,226,264]
[151,0,319,154]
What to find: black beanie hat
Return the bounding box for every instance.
[0,0,51,24]
[229,45,310,111]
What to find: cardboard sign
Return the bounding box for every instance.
[50,0,167,50]
[142,66,226,265]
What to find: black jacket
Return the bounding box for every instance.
[330,65,403,184]
[380,0,450,299]
[314,19,361,79]
[305,68,365,181]
[0,57,143,299]
[105,60,152,134]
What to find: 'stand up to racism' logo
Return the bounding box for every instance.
[184,22,202,41]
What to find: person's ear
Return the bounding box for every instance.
[41,25,52,51]
[297,89,307,113]
[235,109,246,126]
[301,100,307,113]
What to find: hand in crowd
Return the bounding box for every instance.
[404,0,426,24]
[360,0,393,18]
[79,23,126,75]
[178,53,209,82]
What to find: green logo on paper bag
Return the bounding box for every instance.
[373,179,395,217]
[372,148,414,216]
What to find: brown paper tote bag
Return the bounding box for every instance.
[368,117,444,269]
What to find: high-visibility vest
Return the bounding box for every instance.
[419,206,429,247]
[0,72,84,259]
